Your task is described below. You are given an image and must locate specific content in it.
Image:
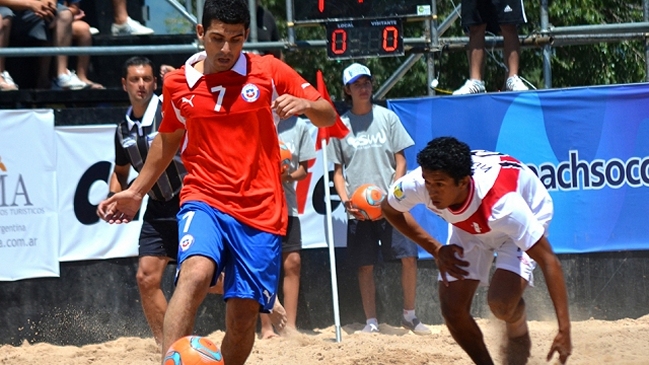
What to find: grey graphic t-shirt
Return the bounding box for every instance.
[278,116,316,216]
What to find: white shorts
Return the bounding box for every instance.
[438,228,537,287]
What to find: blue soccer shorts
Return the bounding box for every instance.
[175,200,281,312]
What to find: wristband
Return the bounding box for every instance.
[107,192,117,198]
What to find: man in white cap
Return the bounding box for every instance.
[328,63,431,335]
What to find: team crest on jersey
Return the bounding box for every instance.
[179,234,195,251]
[393,181,406,201]
[241,83,260,102]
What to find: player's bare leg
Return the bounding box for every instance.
[488,269,530,365]
[439,279,494,365]
[268,297,287,331]
[136,255,170,347]
[161,256,212,356]
[221,298,260,365]
[358,265,378,328]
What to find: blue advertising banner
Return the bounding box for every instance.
[388,83,649,254]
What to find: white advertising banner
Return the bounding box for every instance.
[0,110,60,281]
[298,123,348,249]
[56,125,144,262]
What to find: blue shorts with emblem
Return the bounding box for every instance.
[176,200,281,313]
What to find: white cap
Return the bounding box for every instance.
[342,63,372,85]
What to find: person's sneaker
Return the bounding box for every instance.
[111,17,154,35]
[452,79,486,95]
[402,317,432,335]
[89,27,100,35]
[52,70,89,90]
[360,322,379,333]
[0,70,18,91]
[505,75,529,91]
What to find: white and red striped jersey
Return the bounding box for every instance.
[387,150,553,251]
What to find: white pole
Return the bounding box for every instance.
[320,137,342,343]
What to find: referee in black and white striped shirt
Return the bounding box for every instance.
[104,56,186,347]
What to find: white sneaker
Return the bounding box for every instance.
[453,79,486,95]
[506,75,529,91]
[111,17,154,35]
[89,27,100,35]
[0,70,18,90]
[360,322,379,333]
[402,317,432,335]
[52,70,88,90]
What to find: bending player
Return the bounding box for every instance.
[381,136,571,364]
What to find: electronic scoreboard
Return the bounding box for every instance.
[293,0,432,60]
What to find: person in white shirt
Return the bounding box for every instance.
[381,136,571,365]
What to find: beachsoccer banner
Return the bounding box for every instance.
[0,110,60,281]
[56,125,144,262]
[387,83,649,254]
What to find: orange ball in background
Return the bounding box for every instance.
[279,141,292,173]
[163,336,224,365]
[350,183,386,220]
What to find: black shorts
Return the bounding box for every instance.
[11,4,70,43]
[281,216,302,253]
[138,196,180,260]
[347,219,419,267]
[461,0,527,33]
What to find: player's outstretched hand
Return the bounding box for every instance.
[97,190,143,224]
[272,94,309,120]
[435,244,470,286]
[547,330,572,364]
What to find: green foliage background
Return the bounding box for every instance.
[259,0,646,100]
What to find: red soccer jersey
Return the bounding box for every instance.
[159,51,322,234]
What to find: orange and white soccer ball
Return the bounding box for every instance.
[350,183,386,220]
[279,141,292,172]
[163,336,224,365]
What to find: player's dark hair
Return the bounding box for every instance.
[122,56,155,79]
[416,137,473,183]
[202,0,250,30]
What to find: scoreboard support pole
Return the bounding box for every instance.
[373,4,461,99]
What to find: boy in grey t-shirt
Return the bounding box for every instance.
[328,63,431,335]
[260,115,316,338]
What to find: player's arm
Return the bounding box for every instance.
[273,96,335,128]
[98,129,184,223]
[381,199,443,257]
[128,129,184,197]
[525,236,572,364]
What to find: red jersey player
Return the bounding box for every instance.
[97,0,336,364]
[381,137,572,365]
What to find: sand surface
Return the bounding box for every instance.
[1,316,648,364]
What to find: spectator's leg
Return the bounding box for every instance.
[358,265,377,321]
[501,24,521,78]
[400,256,417,312]
[467,24,487,80]
[71,20,103,88]
[112,0,129,25]
[282,251,300,330]
[0,15,16,90]
[258,313,277,339]
[54,8,74,78]
[0,15,9,73]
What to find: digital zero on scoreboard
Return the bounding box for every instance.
[325,18,404,60]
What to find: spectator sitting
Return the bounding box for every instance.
[0,6,17,91]
[111,0,153,35]
[60,0,103,88]
[0,0,88,90]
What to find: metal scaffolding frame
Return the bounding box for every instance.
[0,0,647,95]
